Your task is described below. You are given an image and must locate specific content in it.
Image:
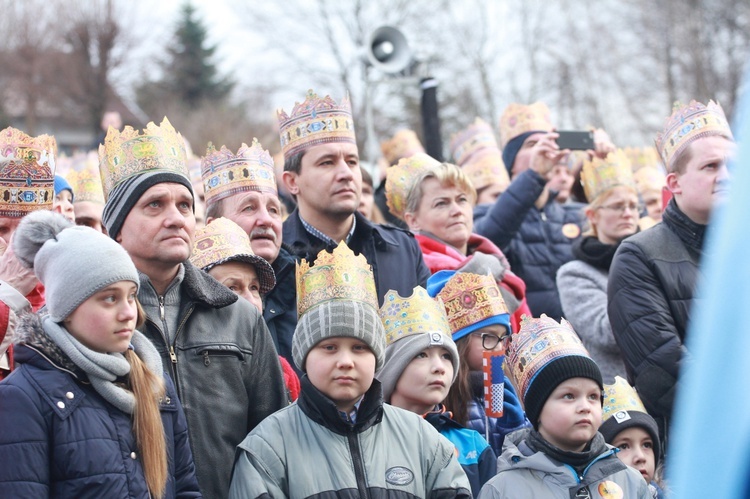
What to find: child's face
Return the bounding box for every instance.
[305,337,376,414]
[53,190,75,222]
[390,346,454,414]
[611,427,656,483]
[466,324,508,371]
[64,281,138,353]
[538,377,602,452]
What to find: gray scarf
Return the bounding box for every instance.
[43,316,164,414]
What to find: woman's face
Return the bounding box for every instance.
[588,186,639,245]
[405,178,474,253]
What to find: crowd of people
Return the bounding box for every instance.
[0,88,735,498]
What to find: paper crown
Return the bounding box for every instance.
[380,286,452,346]
[450,118,499,166]
[190,217,275,294]
[385,153,441,220]
[508,314,590,399]
[499,102,553,148]
[623,146,660,172]
[602,376,648,422]
[580,149,637,202]
[98,117,189,200]
[462,148,510,192]
[277,89,356,160]
[200,139,277,207]
[59,151,105,204]
[436,272,509,337]
[381,129,425,166]
[0,127,57,217]
[655,100,733,171]
[296,241,378,318]
[633,166,667,195]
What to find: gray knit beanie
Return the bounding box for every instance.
[13,210,140,322]
[292,300,386,373]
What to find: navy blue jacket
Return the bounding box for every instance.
[473,169,585,319]
[263,245,299,372]
[0,342,201,498]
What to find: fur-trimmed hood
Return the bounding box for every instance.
[12,312,85,378]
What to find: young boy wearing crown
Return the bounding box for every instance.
[229,243,471,498]
[478,315,649,499]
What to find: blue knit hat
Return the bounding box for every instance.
[54,175,74,202]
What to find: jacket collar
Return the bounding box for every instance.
[662,197,707,254]
[143,261,239,309]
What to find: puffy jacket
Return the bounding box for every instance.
[478,429,649,499]
[263,245,299,373]
[473,169,584,319]
[139,261,288,499]
[0,315,201,498]
[608,199,702,430]
[229,377,472,498]
[283,209,430,305]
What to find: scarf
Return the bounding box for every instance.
[572,236,620,271]
[662,197,707,255]
[526,427,608,473]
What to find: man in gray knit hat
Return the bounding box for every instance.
[99,118,287,499]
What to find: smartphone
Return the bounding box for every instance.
[556,130,594,151]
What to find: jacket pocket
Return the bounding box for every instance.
[193,344,252,367]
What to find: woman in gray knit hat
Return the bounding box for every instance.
[0,211,200,498]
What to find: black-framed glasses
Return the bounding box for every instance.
[472,332,506,350]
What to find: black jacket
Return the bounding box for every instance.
[263,245,299,372]
[283,210,430,305]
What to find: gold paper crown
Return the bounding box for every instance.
[200,138,277,207]
[277,89,355,160]
[380,286,452,345]
[450,118,499,166]
[580,149,636,202]
[61,151,105,204]
[602,376,648,422]
[499,102,553,148]
[633,166,666,195]
[462,148,510,192]
[623,146,660,172]
[508,314,590,398]
[296,242,378,318]
[381,129,425,166]
[655,100,733,171]
[437,272,509,337]
[190,217,276,294]
[384,153,441,220]
[0,127,57,217]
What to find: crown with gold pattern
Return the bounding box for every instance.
[380,286,451,345]
[381,129,425,166]
[602,376,647,422]
[277,89,355,160]
[98,117,188,200]
[462,148,510,192]
[0,127,57,217]
[200,139,277,207]
[385,153,441,220]
[633,166,666,195]
[655,100,733,171]
[450,118,499,166]
[296,241,378,317]
[58,151,105,204]
[623,146,660,172]
[507,314,590,399]
[499,102,553,148]
[436,272,510,340]
[580,149,637,202]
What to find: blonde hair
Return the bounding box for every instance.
[584,184,639,238]
[405,162,477,216]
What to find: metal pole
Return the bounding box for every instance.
[363,65,381,189]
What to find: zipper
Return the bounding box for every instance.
[346,429,371,499]
[159,295,165,321]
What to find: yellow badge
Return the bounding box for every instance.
[562,223,581,239]
[597,481,624,499]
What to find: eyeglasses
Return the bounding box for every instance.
[598,202,641,215]
[472,332,507,350]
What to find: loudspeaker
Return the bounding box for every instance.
[366,26,412,74]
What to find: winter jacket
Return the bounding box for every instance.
[283,209,431,305]
[557,237,627,382]
[608,199,702,430]
[263,245,299,373]
[473,169,585,319]
[478,429,649,498]
[424,405,497,498]
[0,280,44,379]
[229,376,472,498]
[139,261,288,499]
[0,314,201,498]
[415,232,531,334]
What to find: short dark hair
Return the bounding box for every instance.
[204,197,225,221]
[361,167,373,188]
[283,151,305,174]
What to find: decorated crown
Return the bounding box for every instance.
[633,166,667,195]
[436,272,509,337]
[384,153,441,220]
[623,146,660,172]
[0,127,57,217]
[462,148,510,192]
[379,286,452,346]
[507,314,590,398]
[277,90,355,160]
[580,149,637,202]
[602,376,648,422]
[381,129,425,166]
[200,139,277,207]
[499,102,553,148]
[655,100,733,171]
[296,242,378,318]
[98,117,188,200]
[450,118,499,166]
[59,151,105,204]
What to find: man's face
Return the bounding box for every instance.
[511,132,546,178]
[0,216,21,243]
[547,163,574,203]
[74,201,105,234]
[667,136,734,225]
[116,183,195,271]
[283,142,362,221]
[216,191,282,264]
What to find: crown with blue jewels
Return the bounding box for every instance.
[379,286,452,346]
[0,127,57,217]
